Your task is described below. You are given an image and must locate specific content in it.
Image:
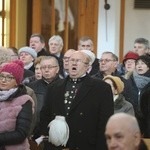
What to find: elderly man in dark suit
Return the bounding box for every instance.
[38,51,114,150]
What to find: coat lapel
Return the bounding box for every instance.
[55,80,67,115]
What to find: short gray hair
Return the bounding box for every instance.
[102,51,118,61]
[0,47,11,65]
[40,56,59,67]
[48,35,63,48]
[134,38,149,50]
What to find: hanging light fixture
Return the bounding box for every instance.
[104,0,110,10]
[104,0,110,41]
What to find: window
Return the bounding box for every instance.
[0,0,10,47]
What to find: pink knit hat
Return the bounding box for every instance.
[0,60,24,84]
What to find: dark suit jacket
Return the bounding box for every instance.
[38,48,49,57]
[140,82,150,137]
[89,58,99,76]
[40,75,114,150]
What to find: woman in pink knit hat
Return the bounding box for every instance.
[0,60,35,150]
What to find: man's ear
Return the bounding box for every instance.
[114,61,118,68]
[56,66,60,73]
[42,43,45,49]
[134,132,141,147]
[86,64,92,73]
[145,48,149,54]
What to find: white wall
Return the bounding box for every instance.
[97,0,121,58]
[97,0,150,59]
[124,0,150,54]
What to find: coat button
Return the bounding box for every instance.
[78,130,82,133]
[80,112,83,116]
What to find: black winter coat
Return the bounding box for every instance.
[140,82,150,137]
[128,74,150,136]
[28,75,61,138]
[39,75,114,150]
[89,58,99,76]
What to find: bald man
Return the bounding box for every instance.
[105,113,147,150]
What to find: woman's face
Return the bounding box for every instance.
[19,52,34,65]
[35,63,42,80]
[136,60,149,75]
[0,72,17,90]
[124,59,136,72]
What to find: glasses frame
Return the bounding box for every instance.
[40,65,58,70]
[99,59,115,63]
[0,74,15,82]
[63,57,70,61]
[69,58,89,65]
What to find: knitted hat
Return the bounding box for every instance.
[81,50,96,65]
[123,51,139,64]
[0,60,24,84]
[103,75,124,93]
[136,54,150,68]
[18,46,37,59]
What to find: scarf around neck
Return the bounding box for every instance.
[24,62,33,70]
[133,71,150,90]
[0,88,18,101]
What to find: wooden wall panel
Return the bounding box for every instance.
[9,0,16,47]
[78,0,99,54]
[32,0,41,33]
[51,0,55,35]
[64,0,69,51]
[119,0,125,62]
[31,0,99,53]
[77,1,86,36]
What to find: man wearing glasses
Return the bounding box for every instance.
[27,56,61,139]
[93,51,134,104]
[38,51,114,150]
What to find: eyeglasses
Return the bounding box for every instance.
[40,65,58,70]
[63,57,70,61]
[0,74,15,82]
[69,58,89,65]
[99,59,115,63]
[124,60,136,64]
[80,44,91,48]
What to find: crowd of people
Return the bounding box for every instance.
[0,34,150,150]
